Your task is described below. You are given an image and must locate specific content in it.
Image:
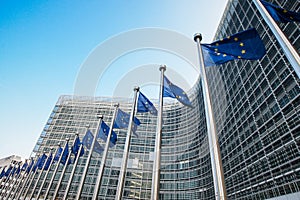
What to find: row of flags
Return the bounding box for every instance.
[0,74,193,200]
[0,1,298,199]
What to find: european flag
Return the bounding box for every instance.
[26,158,34,173]
[0,167,6,178]
[5,166,12,176]
[60,142,70,165]
[163,76,193,108]
[44,152,52,170]
[38,154,47,169]
[16,165,21,175]
[82,130,104,154]
[261,0,300,23]
[201,28,266,67]
[98,121,117,148]
[113,109,141,129]
[54,147,63,162]
[11,166,17,176]
[137,92,158,116]
[21,160,28,171]
[33,154,47,171]
[71,137,84,157]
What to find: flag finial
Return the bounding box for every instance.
[134,86,140,91]
[194,33,202,42]
[159,65,166,71]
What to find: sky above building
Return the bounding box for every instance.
[0,0,228,159]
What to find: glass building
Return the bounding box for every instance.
[4,0,300,199]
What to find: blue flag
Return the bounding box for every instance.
[33,154,47,171]
[98,121,117,148]
[82,130,104,154]
[60,142,70,165]
[11,166,17,176]
[21,160,28,171]
[44,152,52,170]
[5,166,13,176]
[137,92,158,115]
[0,167,6,178]
[261,0,300,23]
[26,158,34,173]
[39,154,47,169]
[54,147,63,162]
[201,28,266,67]
[113,109,141,129]
[163,76,193,108]
[71,137,84,157]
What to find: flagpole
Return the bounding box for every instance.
[63,130,86,200]
[93,104,119,200]
[4,161,22,200]
[150,65,166,200]
[0,162,15,199]
[194,33,227,200]
[0,162,16,199]
[253,0,300,79]
[75,116,104,200]
[44,138,69,200]
[23,154,43,200]
[52,135,76,200]
[8,160,28,200]
[115,87,139,200]
[28,149,53,199]
[15,156,39,200]
[36,143,60,199]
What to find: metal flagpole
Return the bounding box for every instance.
[4,162,22,200]
[253,0,300,79]
[52,136,76,200]
[24,154,46,199]
[194,33,227,200]
[8,160,28,200]
[115,87,139,200]
[23,154,43,200]
[28,149,53,199]
[75,116,104,200]
[36,143,60,199]
[44,138,69,200]
[93,104,119,200]
[5,162,22,200]
[150,65,166,200]
[15,156,39,200]
[63,129,87,200]
[0,162,16,199]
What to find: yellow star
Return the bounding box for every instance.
[238,56,242,59]
[234,37,238,41]
[223,54,227,57]
[241,50,246,54]
[216,43,219,46]
[240,42,244,47]
[217,53,221,56]
[214,48,218,52]
[283,9,287,13]
[227,36,230,39]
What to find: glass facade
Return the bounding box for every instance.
[207,0,300,199]
[7,0,300,199]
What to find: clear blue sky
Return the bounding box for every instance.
[0,1,227,159]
